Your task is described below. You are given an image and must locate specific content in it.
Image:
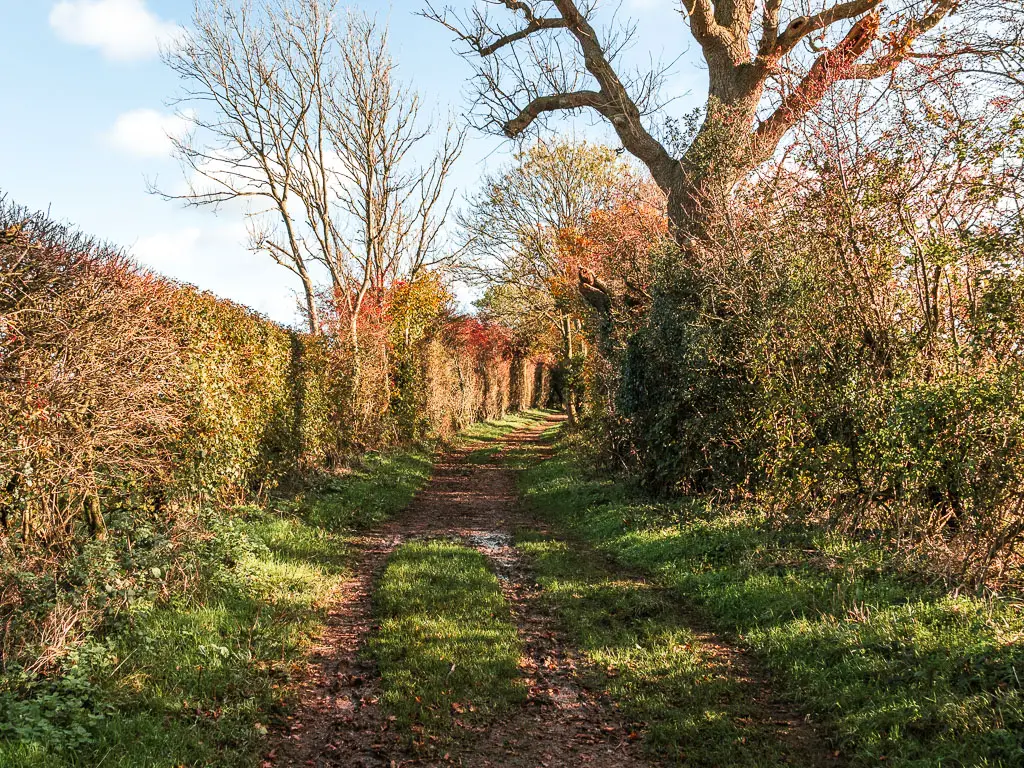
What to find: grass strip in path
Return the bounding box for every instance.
[518,436,1024,767]
[268,409,556,766]
[458,409,559,464]
[369,539,525,751]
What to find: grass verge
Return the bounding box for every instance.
[0,411,549,768]
[0,450,432,768]
[516,532,812,766]
[369,539,525,750]
[517,433,1024,767]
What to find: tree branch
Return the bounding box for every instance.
[844,0,958,79]
[549,1,680,185]
[757,0,784,58]
[503,90,607,136]
[480,17,568,56]
[678,0,741,62]
[768,0,882,60]
[754,11,881,151]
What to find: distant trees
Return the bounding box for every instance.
[427,0,1018,237]
[162,0,463,335]
[463,139,631,420]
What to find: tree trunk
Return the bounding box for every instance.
[84,492,106,539]
[349,312,362,419]
[563,314,577,425]
[297,262,320,335]
[658,97,759,243]
[0,474,18,532]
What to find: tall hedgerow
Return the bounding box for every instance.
[577,87,1024,585]
[0,197,548,669]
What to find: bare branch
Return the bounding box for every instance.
[480,17,568,56]
[430,0,998,236]
[754,11,881,153]
[503,90,607,136]
[768,0,883,60]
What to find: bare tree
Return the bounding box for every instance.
[160,0,464,337]
[463,139,629,420]
[297,12,465,358]
[425,0,1018,238]
[161,0,323,332]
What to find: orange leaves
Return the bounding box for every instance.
[562,179,667,313]
[321,272,453,355]
[549,226,598,303]
[445,316,514,360]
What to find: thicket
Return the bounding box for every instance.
[559,85,1024,586]
[0,197,548,677]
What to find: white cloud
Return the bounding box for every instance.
[49,0,182,62]
[132,227,203,271]
[107,109,192,157]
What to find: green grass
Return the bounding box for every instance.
[0,450,432,768]
[457,409,554,445]
[369,539,525,748]
[0,410,548,768]
[456,409,554,465]
[517,533,809,766]
[518,434,1024,767]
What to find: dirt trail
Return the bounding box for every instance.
[269,415,834,767]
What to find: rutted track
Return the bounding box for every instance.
[269,414,834,767]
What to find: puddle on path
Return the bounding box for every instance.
[466,530,512,552]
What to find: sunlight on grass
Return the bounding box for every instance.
[518,440,1024,767]
[516,534,806,767]
[369,539,525,748]
[457,409,554,445]
[0,448,432,768]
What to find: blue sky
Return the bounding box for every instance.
[0,0,703,326]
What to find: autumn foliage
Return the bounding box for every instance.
[0,198,548,668]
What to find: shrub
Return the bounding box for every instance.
[592,91,1024,586]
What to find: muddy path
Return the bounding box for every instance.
[268,414,834,767]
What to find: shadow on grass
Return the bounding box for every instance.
[517,533,814,767]
[369,539,524,751]
[519,443,1024,767]
[0,449,432,768]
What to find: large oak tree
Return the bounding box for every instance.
[426,0,1017,237]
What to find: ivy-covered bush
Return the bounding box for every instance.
[589,92,1024,585]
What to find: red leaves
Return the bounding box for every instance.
[445,316,514,360]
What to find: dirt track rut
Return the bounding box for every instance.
[268,415,835,767]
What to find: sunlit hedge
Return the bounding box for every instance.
[0,198,548,667]
[568,100,1024,586]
